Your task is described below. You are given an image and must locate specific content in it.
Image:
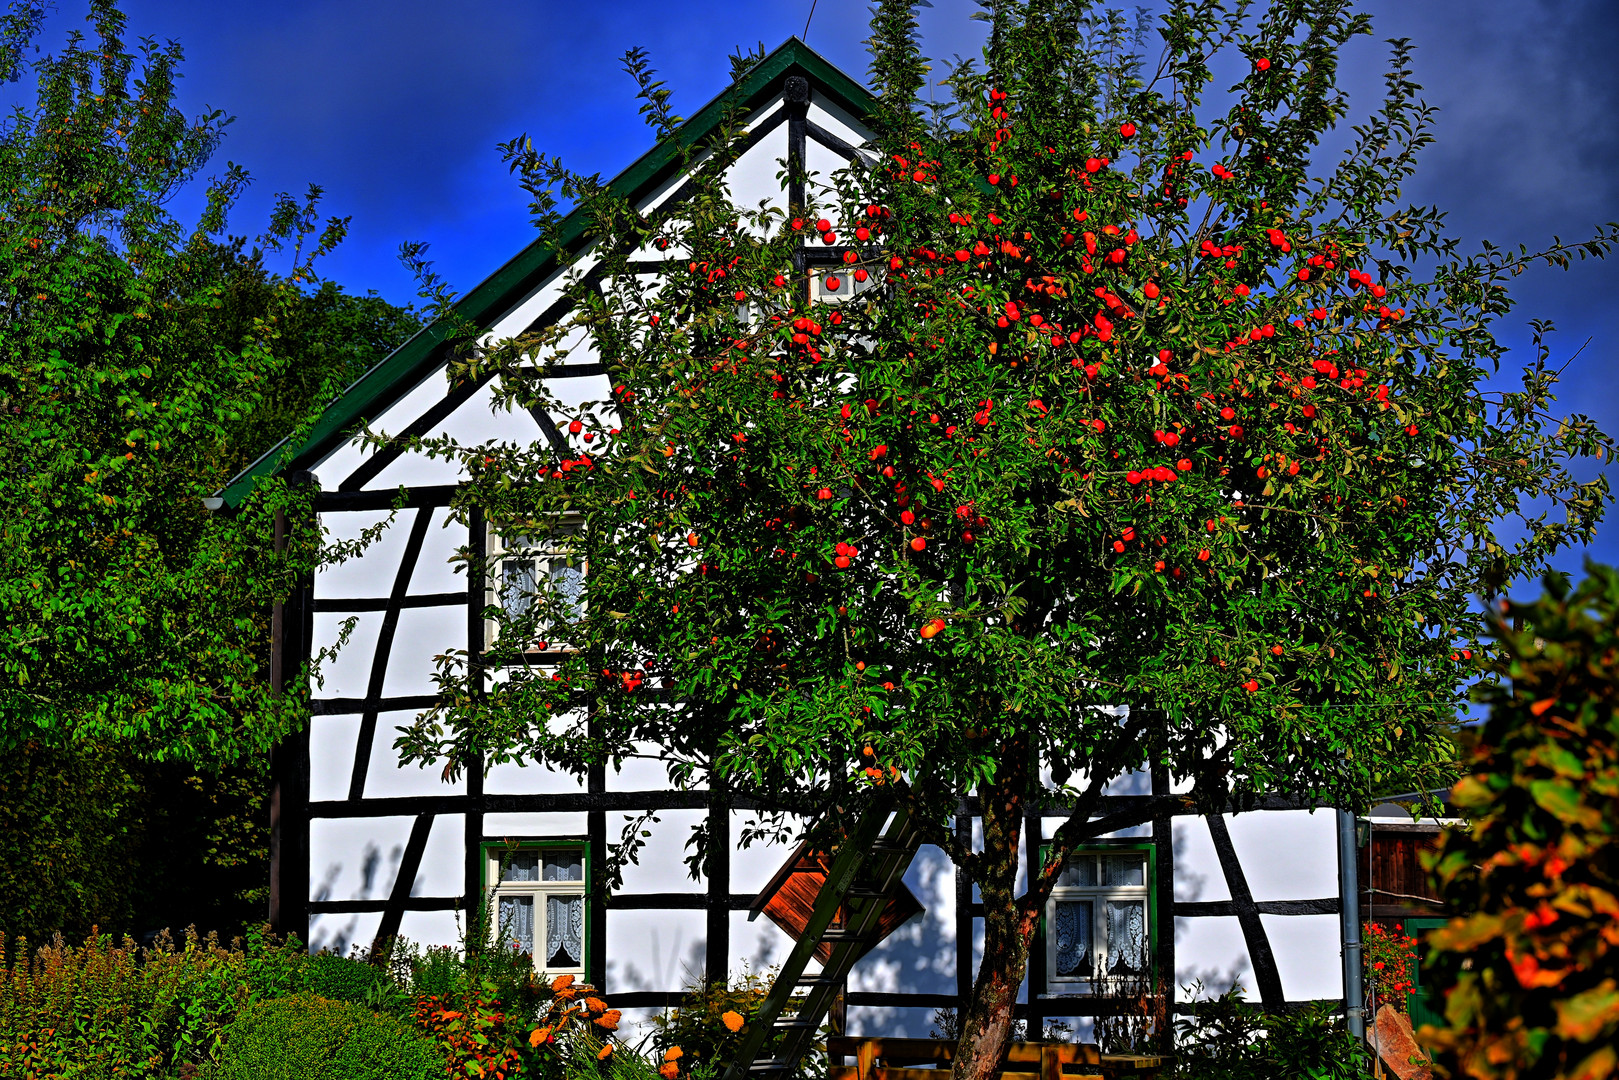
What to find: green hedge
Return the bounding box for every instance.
[207,994,442,1080]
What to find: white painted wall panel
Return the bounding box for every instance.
[604,909,707,994]
[1262,913,1342,1002]
[308,714,362,802]
[808,95,873,150]
[310,815,417,902]
[726,129,790,214]
[727,818,802,895]
[308,911,381,956]
[729,908,796,972]
[484,756,590,796]
[483,812,589,837]
[608,742,678,792]
[1171,818,1230,903]
[381,607,460,698]
[317,509,412,599]
[397,909,465,952]
[1173,914,1251,999]
[407,506,468,595]
[412,814,468,897]
[310,611,383,699]
[1225,809,1337,901]
[616,809,707,894]
[361,710,467,798]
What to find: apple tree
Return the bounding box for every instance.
[396,1,1615,1075]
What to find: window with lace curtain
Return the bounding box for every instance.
[1044,846,1154,995]
[486,844,587,974]
[485,519,585,655]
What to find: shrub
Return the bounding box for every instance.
[207,993,442,1080]
[649,971,820,1080]
[1173,985,1376,1080]
[1422,567,1619,1080]
[0,926,277,1077]
[301,954,381,1004]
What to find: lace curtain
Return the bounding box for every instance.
[547,895,584,967]
[1054,900,1093,977]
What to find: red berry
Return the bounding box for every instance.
[911,537,927,551]
[1119,122,1136,138]
[1255,57,1271,71]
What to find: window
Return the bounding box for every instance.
[1045,847,1153,994]
[486,844,587,973]
[485,519,584,653]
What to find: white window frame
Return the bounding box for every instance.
[484,517,586,655]
[485,845,587,975]
[1044,847,1152,996]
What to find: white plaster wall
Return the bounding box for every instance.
[616,809,707,894]
[413,814,468,896]
[317,509,412,599]
[308,910,382,957]
[1225,809,1338,901]
[726,126,791,213]
[1171,818,1229,903]
[366,377,543,491]
[605,909,707,994]
[398,909,466,952]
[807,95,873,150]
[1173,914,1251,999]
[483,812,589,838]
[310,815,418,903]
[380,607,460,698]
[406,506,468,595]
[308,714,362,802]
[310,611,383,699]
[1264,914,1342,1002]
[361,710,467,798]
[484,756,591,796]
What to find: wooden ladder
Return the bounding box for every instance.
[720,801,921,1080]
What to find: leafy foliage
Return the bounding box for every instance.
[388,0,1613,1074]
[207,993,443,1080]
[1421,566,1619,1080]
[649,971,821,1080]
[0,925,306,1078]
[0,739,271,941]
[1173,986,1377,1080]
[1364,921,1418,1010]
[0,0,416,766]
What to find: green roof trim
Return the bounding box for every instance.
[220,37,878,508]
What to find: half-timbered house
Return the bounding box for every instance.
[221,39,1360,1039]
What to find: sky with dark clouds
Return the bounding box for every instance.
[18,0,1619,587]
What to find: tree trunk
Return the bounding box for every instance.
[952,756,1040,1080]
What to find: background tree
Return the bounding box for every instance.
[394,0,1614,1075]
[0,0,417,768]
[1422,566,1619,1080]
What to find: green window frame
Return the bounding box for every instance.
[1403,917,1448,1033]
[1040,840,1159,997]
[484,517,586,658]
[481,838,591,977]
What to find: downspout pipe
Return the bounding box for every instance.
[1338,806,1366,1039]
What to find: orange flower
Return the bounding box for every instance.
[660,1063,681,1079]
[585,996,608,1014]
[552,974,576,992]
[595,1009,623,1030]
[529,1026,554,1047]
[664,1047,685,1062]
[722,1010,745,1033]
[598,1044,615,1060]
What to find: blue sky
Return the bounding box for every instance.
[22,0,1619,587]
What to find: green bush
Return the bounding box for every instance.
[207,994,442,1080]
[300,954,381,1004]
[0,927,284,1078]
[1173,986,1376,1080]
